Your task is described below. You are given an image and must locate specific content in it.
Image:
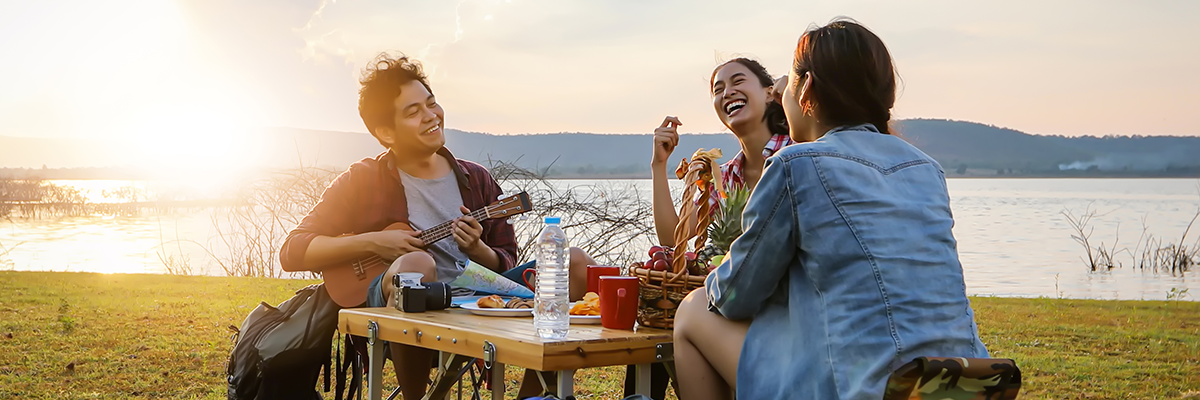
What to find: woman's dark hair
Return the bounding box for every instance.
[711,58,789,137]
[792,18,896,135]
[358,53,432,144]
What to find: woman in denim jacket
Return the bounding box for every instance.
[673,19,989,400]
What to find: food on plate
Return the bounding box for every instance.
[476,295,534,309]
[505,298,534,309]
[476,295,506,308]
[569,292,601,316]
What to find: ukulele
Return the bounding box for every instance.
[323,191,532,307]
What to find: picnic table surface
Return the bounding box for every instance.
[339,307,674,372]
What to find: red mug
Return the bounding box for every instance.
[521,268,537,290]
[586,265,621,294]
[599,276,640,330]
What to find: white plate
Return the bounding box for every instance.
[568,302,602,324]
[459,302,534,317]
[570,314,601,324]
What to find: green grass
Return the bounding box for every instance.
[1,271,1197,399]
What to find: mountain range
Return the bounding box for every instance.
[2,119,1198,179]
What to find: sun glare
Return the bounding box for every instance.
[118,100,257,185]
[12,0,270,189]
[78,0,270,188]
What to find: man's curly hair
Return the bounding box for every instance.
[358,53,432,144]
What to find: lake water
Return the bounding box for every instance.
[2,178,1198,301]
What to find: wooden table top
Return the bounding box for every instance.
[339,307,673,371]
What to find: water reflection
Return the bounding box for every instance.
[1,178,1197,300]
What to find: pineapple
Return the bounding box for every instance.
[695,186,750,273]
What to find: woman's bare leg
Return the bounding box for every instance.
[674,287,749,400]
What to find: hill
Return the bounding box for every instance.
[1,119,1198,178]
[901,119,1200,175]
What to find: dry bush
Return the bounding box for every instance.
[488,158,655,269]
[1130,210,1199,276]
[0,239,18,270]
[1062,204,1119,272]
[0,179,90,218]
[197,158,655,277]
[1064,196,1199,275]
[204,166,337,278]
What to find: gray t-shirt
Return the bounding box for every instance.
[397,168,471,283]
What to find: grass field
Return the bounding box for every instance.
[1,271,1198,399]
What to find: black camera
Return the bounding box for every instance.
[392,274,451,313]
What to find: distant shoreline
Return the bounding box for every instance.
[5,120,1200,181]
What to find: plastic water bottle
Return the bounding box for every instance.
[534,216,570,339]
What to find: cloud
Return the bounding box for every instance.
[3,0,1199,138]
[245,0,1200,135]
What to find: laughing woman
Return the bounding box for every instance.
[650,58,795,247]
[672,19,990,400]
[637,57,794,400]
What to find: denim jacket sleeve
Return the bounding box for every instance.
[705,155,798,320]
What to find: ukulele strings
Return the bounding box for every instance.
[354,205,496,266]
[419,207,489,243]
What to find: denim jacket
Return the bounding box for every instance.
[705,124,988,399]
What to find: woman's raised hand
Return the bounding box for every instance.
[652,116,683,167]
[771,75,788,103]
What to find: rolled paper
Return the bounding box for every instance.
[449,261,535,298]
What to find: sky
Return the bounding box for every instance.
[1,0,1198,144]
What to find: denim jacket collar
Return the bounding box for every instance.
[822,123,880,139]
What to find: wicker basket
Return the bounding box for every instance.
[633,150,722,329]
[631,264,706,329]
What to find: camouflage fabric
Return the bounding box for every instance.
[882,357,1021,400]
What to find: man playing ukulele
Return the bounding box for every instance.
[281,53,592,399]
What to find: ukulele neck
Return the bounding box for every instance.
[416,207,491,244]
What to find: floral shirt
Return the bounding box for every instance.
[708,134,796,208]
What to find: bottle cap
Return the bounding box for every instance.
[544,216,561,224]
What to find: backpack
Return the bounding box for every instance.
[226,283,357,400]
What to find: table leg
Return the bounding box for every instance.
[368,339,384,400]
[663,361,681,396]
[556,369,575,398]
[489,362,505,400]
[634,364,651,395]
[424,354,471,400]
